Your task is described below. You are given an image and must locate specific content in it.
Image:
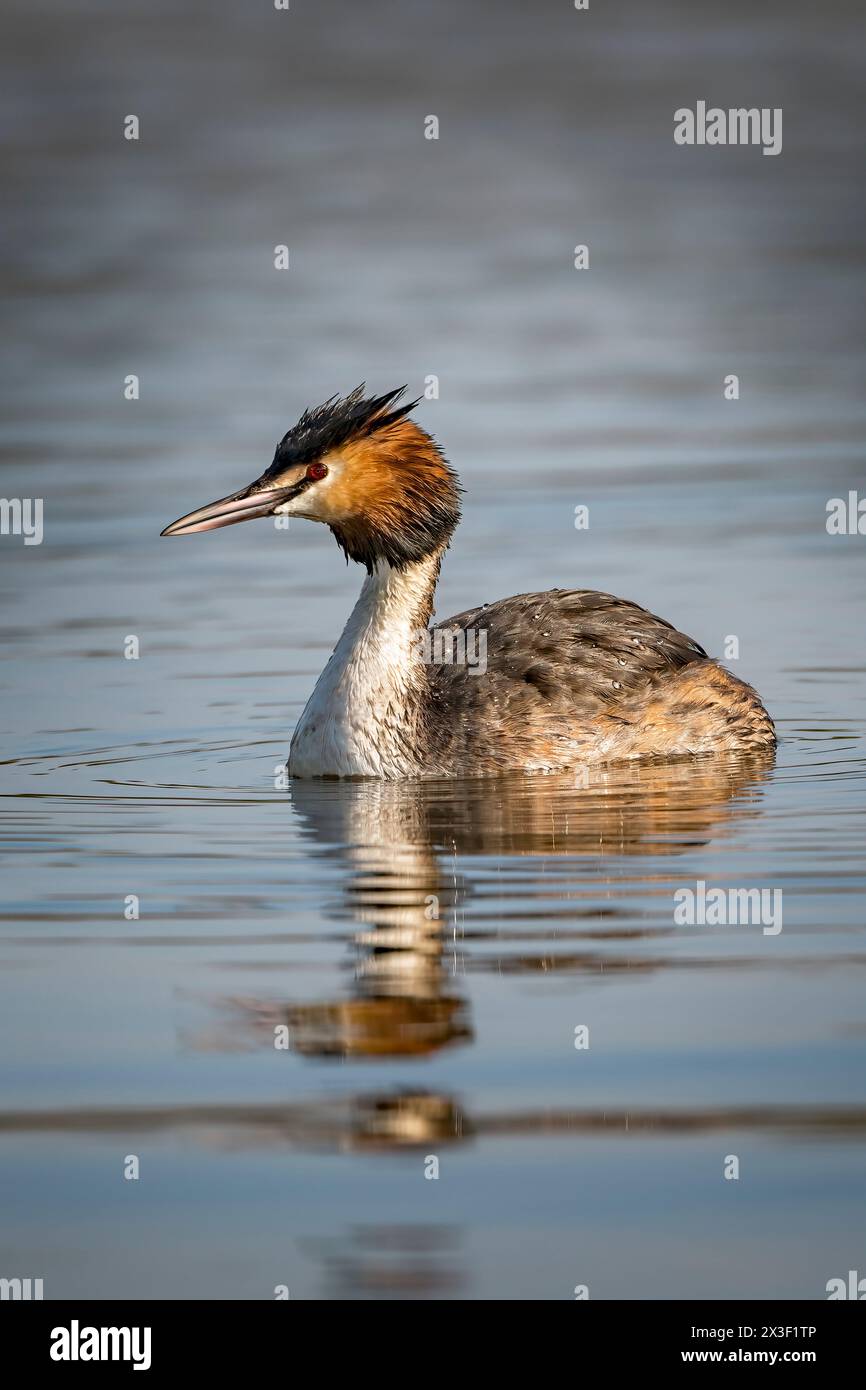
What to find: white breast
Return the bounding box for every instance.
[288,557,437,778]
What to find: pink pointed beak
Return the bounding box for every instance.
[161,484,296,537]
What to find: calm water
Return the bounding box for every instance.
[1,0,865,1299]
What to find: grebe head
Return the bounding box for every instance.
[161,385,462,572]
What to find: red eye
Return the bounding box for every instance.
[306,462,328,481]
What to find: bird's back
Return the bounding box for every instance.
[423,589,774,772]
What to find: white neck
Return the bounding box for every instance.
[288,552,441,778]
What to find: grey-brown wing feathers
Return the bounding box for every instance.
[430,589,707,717]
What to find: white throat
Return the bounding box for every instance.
[288,552,440,778]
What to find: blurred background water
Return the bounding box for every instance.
[1,0,865,1299]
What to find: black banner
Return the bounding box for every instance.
[2,1299,861,1373]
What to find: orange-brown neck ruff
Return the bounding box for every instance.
[325,421,461,573]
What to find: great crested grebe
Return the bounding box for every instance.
[162,385,775,778]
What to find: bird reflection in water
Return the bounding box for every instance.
[299,1225,463,1301]
[285,800,472,1059]
[210,754,773,1061]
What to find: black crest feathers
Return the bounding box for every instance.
[266,384,421,476]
